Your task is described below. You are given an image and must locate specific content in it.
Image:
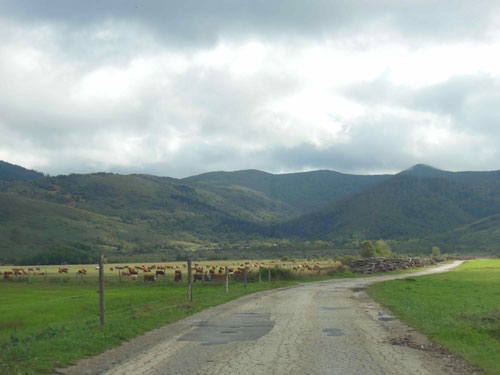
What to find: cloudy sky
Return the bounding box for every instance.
[1,1,500,177]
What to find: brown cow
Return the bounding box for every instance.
[174,270,182,282]
[129,274,137,281]
[144,274,156,282]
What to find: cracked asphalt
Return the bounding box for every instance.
[59,261,479,375]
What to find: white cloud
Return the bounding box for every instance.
[0,2,500,176]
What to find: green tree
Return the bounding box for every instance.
[360,240,377,258]
[431,246,441,256]
[375,239,393,257]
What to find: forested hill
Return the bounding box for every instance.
[2,161,500,260]
[277,170,500,240]
[184,169,390,213]
[0,161,44,181]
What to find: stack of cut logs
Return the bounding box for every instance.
[351,258,438,274]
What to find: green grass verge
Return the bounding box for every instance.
[0,262,440,374]
[0,275,305,374]
[368,259,500,375]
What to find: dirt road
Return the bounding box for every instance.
[59,261,479,375]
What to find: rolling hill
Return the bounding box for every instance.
[184,169,390,213]
[0,192,172,259]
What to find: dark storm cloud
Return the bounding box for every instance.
[2,0,499,46]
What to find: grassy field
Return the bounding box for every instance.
[368,259,500,375]
[0,259,340,374]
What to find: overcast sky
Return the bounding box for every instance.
[1,1,500,177]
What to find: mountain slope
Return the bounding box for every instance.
[278,172,500,240]
[0,160,44,181]
[1,173,275,251]
[184,169,390,213]
[424,214,500,252]
[0,192,173,259]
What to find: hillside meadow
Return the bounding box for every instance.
[369,259,500,375]
[0,260,341,374]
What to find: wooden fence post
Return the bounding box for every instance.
[244,268,247,289]
[99,254,105,326]
[187,259,193,302]
[225,266,229,294]
[268,267,271,282]
[258,266,262,283]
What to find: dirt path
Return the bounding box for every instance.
[58,261,480,375]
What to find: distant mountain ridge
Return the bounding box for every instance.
[1,160,500,259]
[184,169,390,213]
[277,168,500,240]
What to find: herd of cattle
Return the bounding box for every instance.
[0,261,324,282]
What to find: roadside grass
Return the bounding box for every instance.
[0,260,347,375]
[0,278,300,374]
[368,259,500,375]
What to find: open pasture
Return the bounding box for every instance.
[0,258,336,284]
[0,259,340,374]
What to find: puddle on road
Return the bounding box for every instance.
[379,316,396,322]
[178,312,274,346]
[318,306,351,311]
[323,328,344,337]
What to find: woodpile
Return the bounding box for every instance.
[351,258,438,274]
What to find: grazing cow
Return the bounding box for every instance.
[213,273,226,280]
[36,267,41,271]
[110,267,114,271]
[129,274,137,281]
[194,272,203,281]
[174,270,183,282]
[28,268,35,272]
[144,274,156,282]
[156,270,165,276]
[4,271,13,279]
[13,269,27,276]
[77,269,87,275]
[121,271,130,276]
[58,267,69,273]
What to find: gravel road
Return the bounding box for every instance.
[58,261,480,375]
